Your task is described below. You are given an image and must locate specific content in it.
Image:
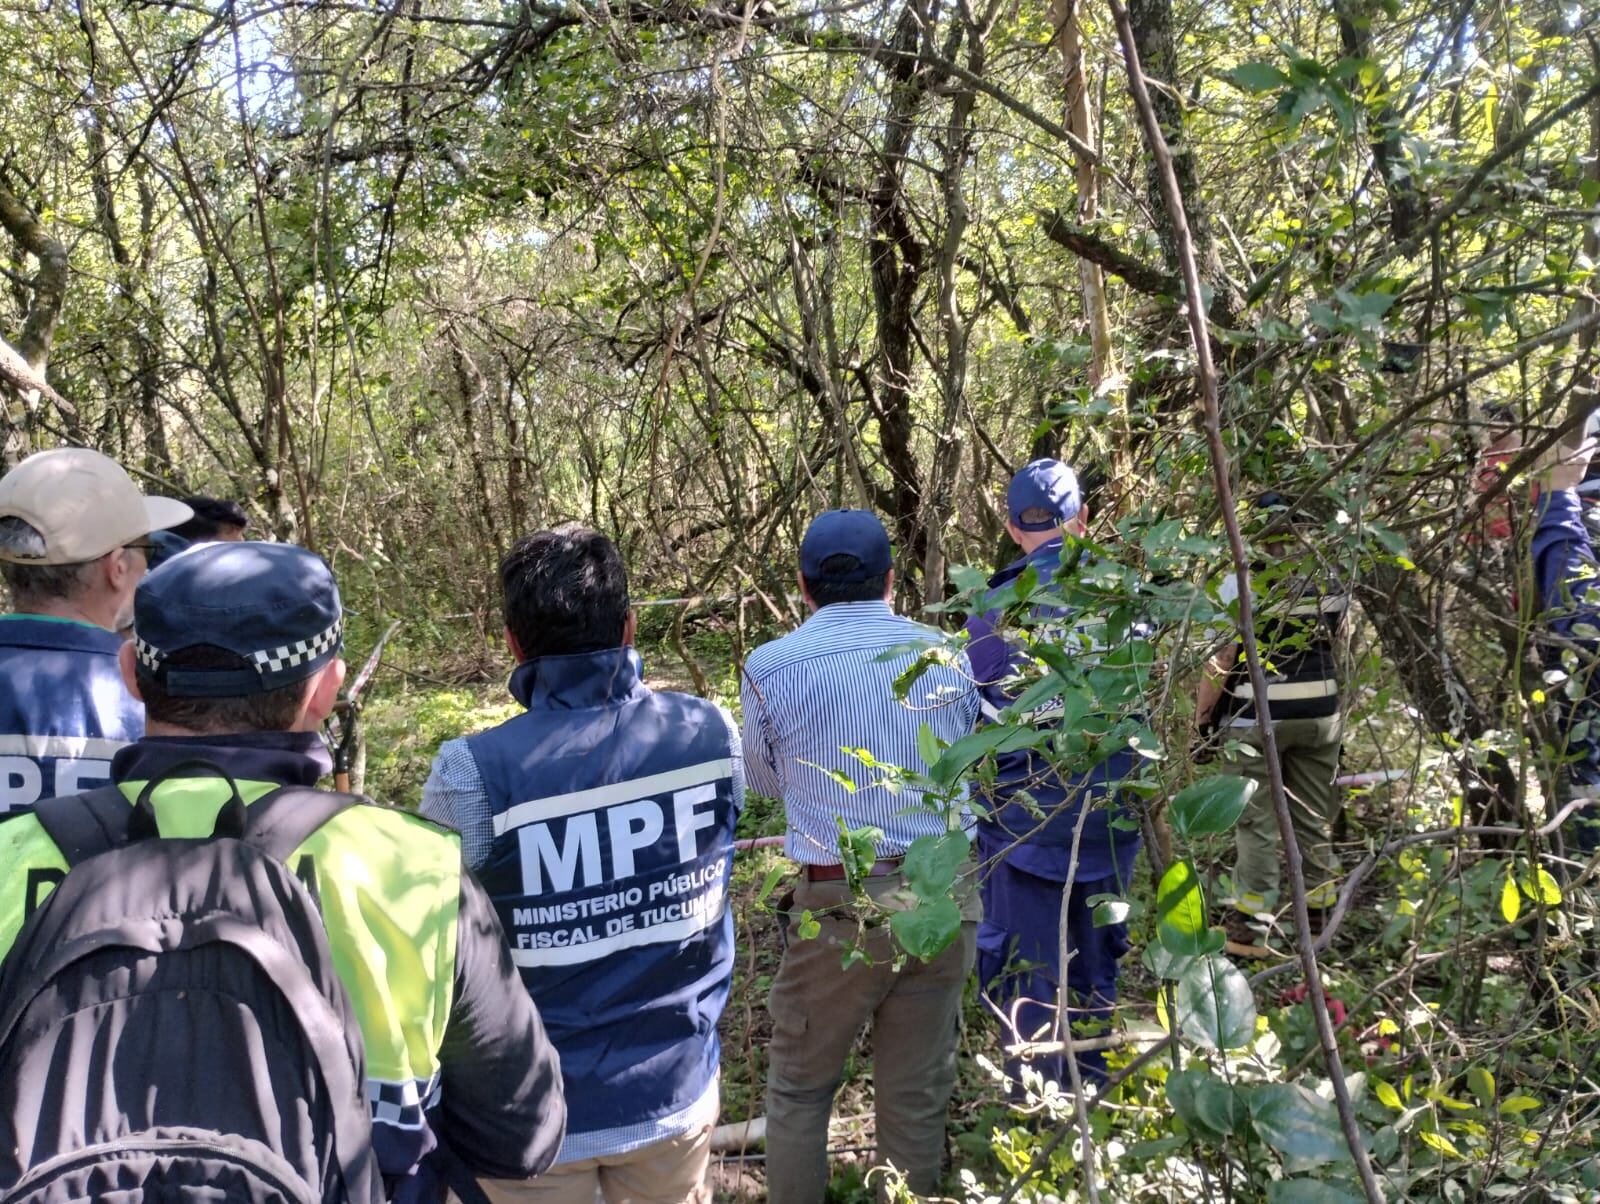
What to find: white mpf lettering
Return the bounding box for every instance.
[518,813,601,895]
[0,756,42,812]
[607,800,664,879]
[673,783,719,862]
[54,758,111,796]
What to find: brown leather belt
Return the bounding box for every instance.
[806,858,903,882]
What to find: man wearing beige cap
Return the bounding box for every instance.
[0,448,190,812]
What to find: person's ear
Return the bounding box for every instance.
[118,641,144,701]
[1004,519,1024,545]
[101,548,132,594]
[300,658,347,729]
[623,610,637,647]
[1068,508,1090,537]
[883,568,895,601]
[505,626,527,663]
[797,571,817,613]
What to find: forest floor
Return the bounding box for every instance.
[360,630,1425,1202]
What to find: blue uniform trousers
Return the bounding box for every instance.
[977,855,1129,1091]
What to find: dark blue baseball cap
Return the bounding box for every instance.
[132,541,344,698]
[1007,459,1081,530]
[799,509,893,582]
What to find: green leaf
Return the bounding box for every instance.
[1142,942,1197,981]
[1466,1065,1496,1108]
[1170,774,1257,838]
[1176,953,1257,1050]
[1500,873,1521,922]
[948,563,989,596]
[755,865,786,906]
[1266,1182,1363,1204]
[1499,1093,1541,1114]
[928,725,1047,788]
[1521,866,1562,906]
[1167,1067,1248,1138]
[1226,61,1291,93]
[796,910,821,941]
[1249,1083,1351,1165]
[1418,1129,1461,1158]
[1156,859,1212,956]
[889,896,961,960]
[901,831,968,899]
[1579,177,1600,208]
[916,722,943,772]
[1374,1079,1404,1111]
[835,821,883,888]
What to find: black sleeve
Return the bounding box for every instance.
[433,865,566,1179]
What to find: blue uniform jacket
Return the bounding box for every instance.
[464,648,740,1145]
[1533,489,1600,787]
[962,540,1140,884]
[0,615,143,813]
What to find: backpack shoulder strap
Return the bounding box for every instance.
[32,786,137,868]
[240,785,367,863]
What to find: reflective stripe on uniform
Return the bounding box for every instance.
[1231,678,1338,702]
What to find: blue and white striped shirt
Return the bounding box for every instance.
[739,600,980,864]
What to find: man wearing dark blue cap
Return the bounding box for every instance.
[741,509,979,1202]
[0,542,565,1201]
[963,459,1143,1093]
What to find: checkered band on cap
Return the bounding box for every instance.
[248,616,344,678]
[133,634,164,672]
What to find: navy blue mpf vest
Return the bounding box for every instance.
[466,648,738,1140]
[0,615,143,813]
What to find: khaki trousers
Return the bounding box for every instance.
[480,1123,714,1204]
[764,872,977,1204]
[1225,713,1344,911]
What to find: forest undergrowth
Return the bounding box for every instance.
[360,620,1600,1203]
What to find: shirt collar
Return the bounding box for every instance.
[112,730,333,787]
[0,613,122,653]
[509,646,650,711]
[802,599,895,626]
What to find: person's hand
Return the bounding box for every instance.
[1540,435,1596,493]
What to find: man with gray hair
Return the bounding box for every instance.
[0,447,190,811]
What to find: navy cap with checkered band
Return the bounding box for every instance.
[131,541,344,698]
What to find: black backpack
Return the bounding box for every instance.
[0,766,384,1204]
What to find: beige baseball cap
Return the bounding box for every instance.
[0,448,193,565]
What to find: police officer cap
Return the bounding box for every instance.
[1007,459,1081,531]
[132,541,344,698]
[800,509,892,582]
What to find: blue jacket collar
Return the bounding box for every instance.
[112,730,333,786]
[992,537,1065,587]
[509,647,649,711]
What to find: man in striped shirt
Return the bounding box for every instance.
[741,509,979,1203]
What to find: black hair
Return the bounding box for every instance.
[802,553,889,608]
[1016,506,1059,528]
[501,524,630,661]
[137,645,309,733]
[171,496,249,542]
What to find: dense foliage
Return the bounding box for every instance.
[5,0,1600,1197]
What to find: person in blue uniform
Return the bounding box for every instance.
[423,524,742,1204]
[0,448,191,812]
[964,459,1142,1091]
[1531,432,1600,856]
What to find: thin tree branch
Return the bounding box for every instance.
[1107,3,1385,1199]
